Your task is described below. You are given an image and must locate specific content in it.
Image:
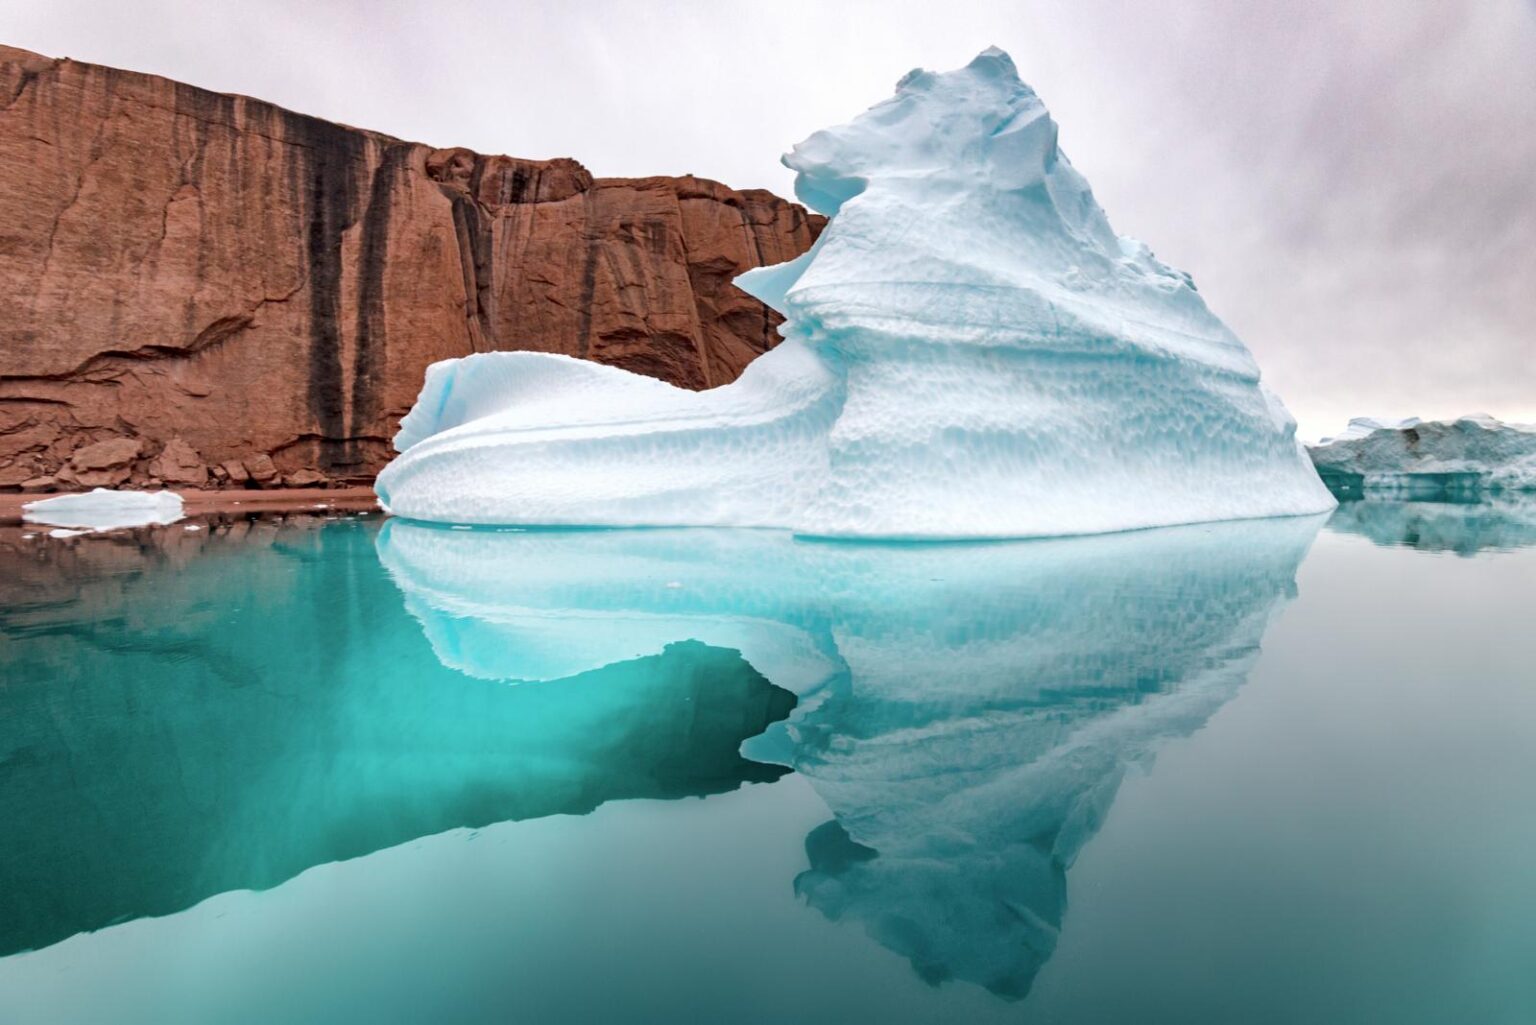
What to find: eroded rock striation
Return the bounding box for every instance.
[0,45,822,491]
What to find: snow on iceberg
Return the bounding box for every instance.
[376,47,1334,538]
[22,488,184,531]
[1309,414,1536,497]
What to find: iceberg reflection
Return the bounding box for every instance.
[378,514,1322,999]
[1326,497,1536,554]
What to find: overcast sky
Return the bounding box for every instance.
[5,0,1532,438]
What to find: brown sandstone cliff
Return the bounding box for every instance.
[0,45,822,491]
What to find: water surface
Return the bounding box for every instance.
[0,503,1531,1024]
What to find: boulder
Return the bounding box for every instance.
[68,437,143,472]
[0,458,41,488]
[243,454,280,485]
[147,438,209,487]
[59,437,143,488]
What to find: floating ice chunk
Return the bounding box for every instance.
[377,48,1334,538]
[23,488,184,532]
[1309,415,1536,496]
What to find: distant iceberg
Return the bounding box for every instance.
[22,488,184,531]
[1309,414,1536,498]
[377,48,1333,538]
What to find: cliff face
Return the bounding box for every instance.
[0,46,823,490]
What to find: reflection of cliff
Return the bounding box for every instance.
[380,516,1322,999]
[1326,498,1536,554]
[0,521,792,957]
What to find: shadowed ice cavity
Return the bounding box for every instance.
[0,520,794,958]
[377,514,1324,1000]
[1326,496,1536,554]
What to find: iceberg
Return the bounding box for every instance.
[376,48,1334,538]
[22,488,184,531]
[1309,414,1536,498]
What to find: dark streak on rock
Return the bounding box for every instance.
[508,165,531,204]
[282,109,365,471]
[575,195,601,360]
[449,196,496,351]
[3,67,40,111]
[352,144,405,459]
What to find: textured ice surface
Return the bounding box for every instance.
[377,47,1333,538]
[377,515,1321,997]
[1309,414,1536,495]
[22,488,184,531]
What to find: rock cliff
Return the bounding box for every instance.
[0,45,822,490]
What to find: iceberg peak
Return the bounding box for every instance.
[778,46,1046,218]
[742,47,1239,368]
[790,48,1071,213]
[377,51,1335,538]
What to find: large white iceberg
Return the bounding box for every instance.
[22,488,185,531]
[377,48,1334,538]
[1309,414,1536,496]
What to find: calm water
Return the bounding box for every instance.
[0,501,1532,1024]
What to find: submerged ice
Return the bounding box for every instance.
[377,48,1333,538]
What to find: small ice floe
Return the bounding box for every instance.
[184,524,203,532]
[23,488,185,532]
[664,581,684,589]
[47,528,90,539]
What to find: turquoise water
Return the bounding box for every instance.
[0,502,1532,1024]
